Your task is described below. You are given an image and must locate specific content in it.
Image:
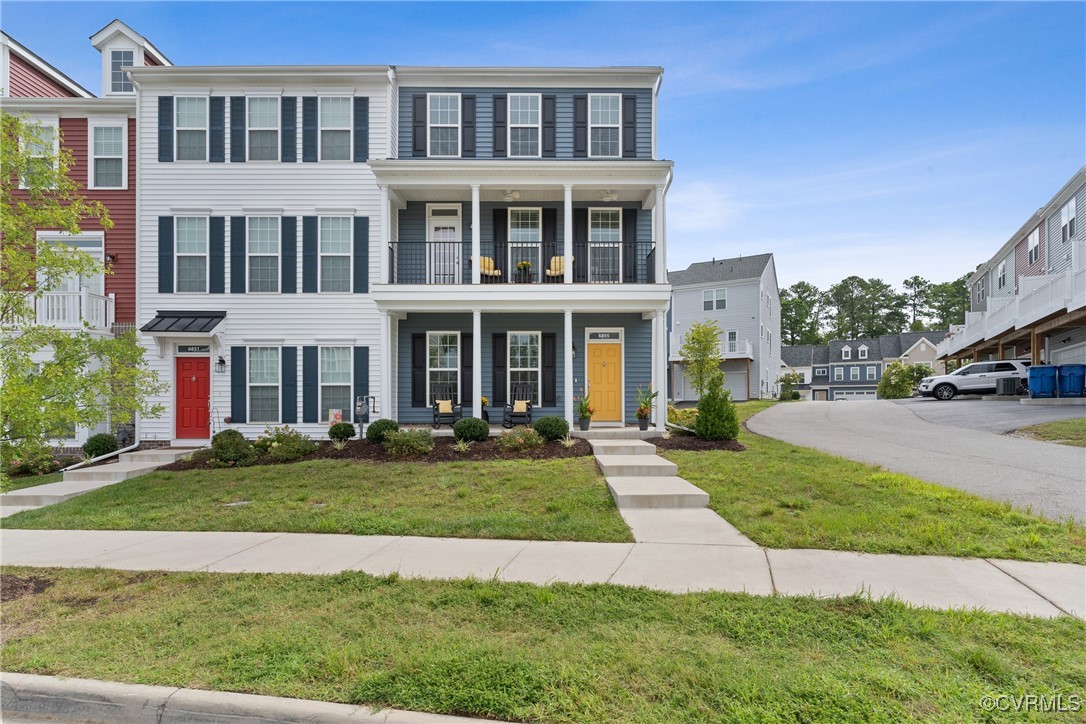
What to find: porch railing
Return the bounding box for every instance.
[34,290,115,331]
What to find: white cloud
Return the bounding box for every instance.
[667,180,747,234]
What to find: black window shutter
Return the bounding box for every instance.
[230,217,246,293]
[229,96,246,163]
[460,333,473,407]
[302,97,318,162]
[209,216,225,293]
[492,333,507,406]
[209,97,225,163]
[281,216,297,293]
[542,95,556,157]
[281,347,297,424]
[230,347,247,423]
[542,333,556,407]
[492,95,507,158]
[353,216,369,293]
[353,346,369,423]
[411,334,426,407]
[542,208,557,249]
[353,96,369,162]
[157,96,173,162]
[493,208,508,282]
[157,216,173,293]
[622,94,637,158]
[412,94,427,157]
[622,208,638,283]
[302,216,318,292]
[461,95,476,158]
[573,208,588,283]
[573,95,588,157]
[302,346,318,423]
[281,97,297,162]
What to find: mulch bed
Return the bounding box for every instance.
[1,574,54,602]
[647,436,746,452]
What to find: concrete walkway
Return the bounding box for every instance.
[3,528,1082,619]
[747,400,1085,522]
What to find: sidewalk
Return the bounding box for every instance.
[3,528,1082,618]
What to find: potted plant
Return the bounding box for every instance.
[516,260,532,283]
[480,396,490,422]
[576,395,595,431]
[635,385,658,431]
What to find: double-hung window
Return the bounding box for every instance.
[175,97,207,161]
[702,288,726,311]
[508,93,540,157]
[867,365,877,380]
[589,93,620,157]
[175,217,208,293]
[508,332,540,405]
[247,217,280,293]
[23,122,57,187]
[320,347,352,423]
[91,123,125,188]
[1061,197,1076,242]
[319,217,351,292]
[110,50,134,93]
[842,347,852,360]
[509,208,541,282]
[997,261,1007,289]
[589,208,621,283]
[248,97,279,161]
[858,346,868,360]
[248,347,280,423]
[1027,228,1040,265]
[834,367,844,381]
[320,97,351,161]
[427,93,459,157]
[427,332,459,402]
[850,367,860,381]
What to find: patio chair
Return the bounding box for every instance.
[543,255,572,283]
[431,383,464,428]
[502,384,534,428]
[479,256,503,283]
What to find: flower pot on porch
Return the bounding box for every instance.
[515,272,532,284]
[637,417,650,431]
[481,409,490,423]
[578,418,591,431]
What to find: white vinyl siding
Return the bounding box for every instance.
[91,124,125,188]
[427,93,460,158]
[175,97,208,161]
[508,332,540,405]
[248,347,280,423]
[320,347,352,424]
[319,97,352,161]
[175,217,208,293]
[588,93,620,158]
[508,93,541,158]
[248,97,279,161]
[247,217,280,293]
[319,217,352,292]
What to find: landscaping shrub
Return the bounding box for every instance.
[328,422,357,442]
[382,429,434,457]
[1,442,68,477]
[533,416,569,441]
[365,418,399,443]
[779,390,801,401]
[694,384,740,441]
[667,404,697,429]
[254,425,318,462]
[453,416,489,442]
[210,429,258,467]
[496,427,545,452]
[82,433,118,459]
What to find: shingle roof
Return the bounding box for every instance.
[784,331,948,366]
[141,311,226,334]
[781,345,816,368]
[668,253,773,287]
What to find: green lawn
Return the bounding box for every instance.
[663,401,1086,564]
[3,567,1083,722]
[1,472,62,494]
[1017,418,1086,447]
[3,458,631,543]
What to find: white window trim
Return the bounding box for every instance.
[175,216,209,294]
[508,207,543,279]
[587,92,622,159]
[850,367,860,381]
[246,216,281,294]
[508,330,542,406]
[247,346,281,424]
[507,92,542,159]
[842,346,852,360]
[997,260,1007,289]
[109,48,136,94]
[175,95,210,162]
[834,367,844,381]
[702,289,713,311]
[318,216,353,293]
[319,346,353,424]
[587,207,622,284]
[87,118,128,190]
[247,96,280,162]
[318,96,353,162]
[815,367,827,376]
[426,331,460,405]
[725,328,738,354]
[426,92,461,159]
[1028,228,1040,265]
[19,117,59,189]
[867,365,876,380]
[858,346,868,360]
[425,204,463,285]
[1061,197,1077,242]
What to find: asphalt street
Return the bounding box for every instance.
[894,396,1085,434]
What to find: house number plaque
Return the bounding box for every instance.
[178,345,210,354]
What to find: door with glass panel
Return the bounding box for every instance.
[509,208,541,283]
[725,330,739,355]
[588,209,621,283]
[427,206,461,284]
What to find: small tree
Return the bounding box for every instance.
[777,371,804,399]
[694,378,739,441]
[877,361,932,399]
[679,319,723,397]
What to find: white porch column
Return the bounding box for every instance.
[379,185,390,284]
[563,184,573,284]
[654,185,666,283]
[653,308,667,430]
[379,309,392,423]
[471,184,481,285]
[564,309,574,425]
[472,310,482,419]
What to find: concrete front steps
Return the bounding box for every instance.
[573,427,660,440]
[606,477,710,509]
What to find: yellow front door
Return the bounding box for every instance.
[587,343,622,422]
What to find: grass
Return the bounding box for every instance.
[3,567,1084,722]
[1,472,62,494]
[2,458,631,543]
[662,401,1086,564]
[1016,418,1086,447]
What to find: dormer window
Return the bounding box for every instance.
[842,346,852,360]
[858,346,868,360]
[110,49,134,93]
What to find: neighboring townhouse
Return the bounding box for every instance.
[940,167,1086,366]
[779,344,817,400]
[1,22,171,446]
[667,253,781,402]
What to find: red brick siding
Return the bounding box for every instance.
[1013,219,1045,293]
[8,52,78,98]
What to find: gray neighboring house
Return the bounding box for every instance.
[668,253,781,402]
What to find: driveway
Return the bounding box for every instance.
[893,396,1086,434]
[747,401,1085,523]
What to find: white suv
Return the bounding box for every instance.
[918,360,1030,400]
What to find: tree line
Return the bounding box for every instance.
[780,274,971,346]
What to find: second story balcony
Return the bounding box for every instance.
[26,289,116,333]
[669,332,754,361]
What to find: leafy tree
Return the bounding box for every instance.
[824,276,866,339]
[678,319,723,397]
[780,281,823,345]
[1,112,164,456]
[777,371,804,399]
[877,361,933,399]
[902,275,931,327]
[858,278,907,336]
[928,274,971,329]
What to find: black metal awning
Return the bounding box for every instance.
[140,310,226,335]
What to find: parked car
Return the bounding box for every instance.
[917,361,1030,400]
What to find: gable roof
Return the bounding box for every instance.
[1,31,94,98]
[668,253,773,287]
[90,19,172,66]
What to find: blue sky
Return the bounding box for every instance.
[3,1,1083,290]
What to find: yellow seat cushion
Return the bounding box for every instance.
[512,400,529,413]
[437,399,454,414]
[546,256,567,275]
[480,256,496,273]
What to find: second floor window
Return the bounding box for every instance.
[589,94,620,157]
[175,97,207,161]
[815,367,827,376]
[175,217,207,293]
[702,288,726,311]
[508,93,540,157]
[23,123,57,187]
[1028,228,1040,265]
[247,217,280,293]
[111,50,133,93]
[997,261,1007,289]
[850,367,860,381]
[834,367,844,381]
[1061,197,1076,242]
[320,217,351,292]
[248,97,279,161]
[867,365,876,380]
[320,97,352,161]
[92,125,124,188]
[428,93,459,157]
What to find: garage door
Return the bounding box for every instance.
[1050,343,1086,365]
[834,390,877,400]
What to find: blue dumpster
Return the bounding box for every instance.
[1028,366,1058,399]
[1057,364,1086,398]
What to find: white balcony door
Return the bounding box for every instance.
[726,329,738,355]
[427,205,461,284]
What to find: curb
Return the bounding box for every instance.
[1,672,493,723]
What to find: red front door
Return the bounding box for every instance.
[176,357,210,439]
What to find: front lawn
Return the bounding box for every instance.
[3,458,631,543]
[1,472,62,494]
[1016,418,1086,447]
[3,567,1083,722]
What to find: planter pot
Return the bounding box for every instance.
[481,409,490,422]
[515,271,533,283]
[637,417,650,431]
[578,418,591,431]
